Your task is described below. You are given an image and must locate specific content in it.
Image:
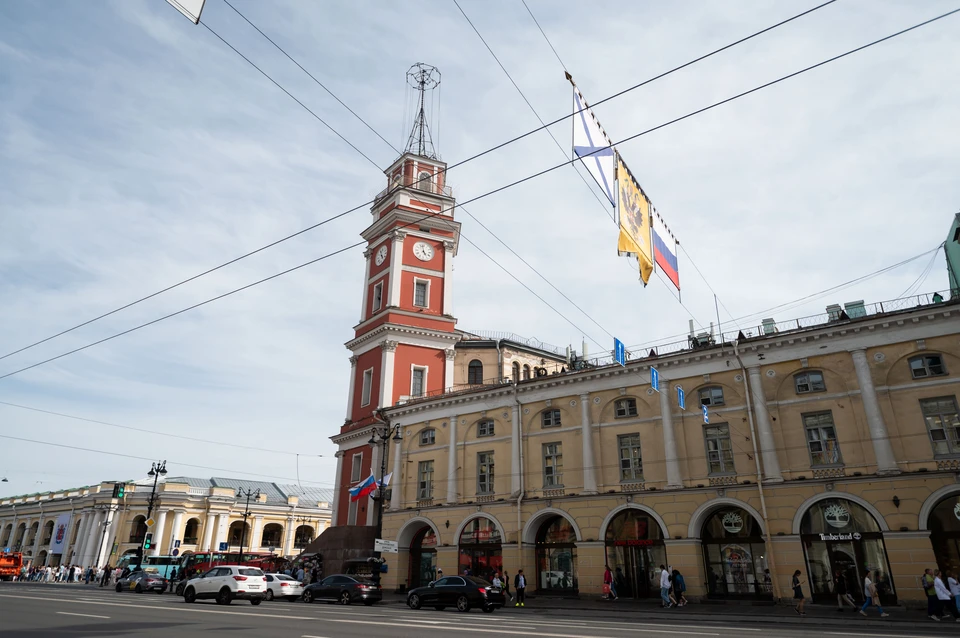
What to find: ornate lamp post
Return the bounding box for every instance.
[135,460,166,572]
[235,488,261,565]
[368,419,401,587]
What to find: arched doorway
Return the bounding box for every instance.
[701,508,770,599]
[458,517,502,582]
[800,498,895,605]
[294,525,314,550]
[928,493,960,575]
[409,526,438,589]
[261,523,283,549]
[603,508,666,598]
[227,521,251,546]
[535,516,577,594]
[183,518,201,545]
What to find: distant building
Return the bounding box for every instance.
[0,477,331,568]
[945,212,960,294]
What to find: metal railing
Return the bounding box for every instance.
[458,330,567,356]
[374,174,453,203]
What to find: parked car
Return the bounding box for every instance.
[115,570,167,594]
[301,574,382,605]
[264,573,304,601]
[182,565,266,605]
[406,575,505,613]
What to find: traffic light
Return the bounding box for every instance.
[111,483,125,498]
[144,533,153,550]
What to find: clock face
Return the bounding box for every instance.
[374,245,388,266]
[413,241,434,261]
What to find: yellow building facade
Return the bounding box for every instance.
[372,297,960,605]
[0,477,331,569]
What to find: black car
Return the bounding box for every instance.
[407,575,505,613]
[115,570,167,594]
[301,575,382,605]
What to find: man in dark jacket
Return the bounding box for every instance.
[514,569,526,607]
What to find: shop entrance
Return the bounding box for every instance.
[701,508,771,599]
[458,517,502,582]
[603,508,666,599]
[408,527,437,589]
[929,492,960,577]
[535,516,578,594]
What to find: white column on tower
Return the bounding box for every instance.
[444,349,456,392]
[442,240,454,316]
[345,356,358,421]
[380,341,397,408]
[331,451,344,525]
[387,230,406,307]
[360,247,373,319]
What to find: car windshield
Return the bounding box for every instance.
[466,576,492,587]
[276,575,296,581]
[239,568,263,577]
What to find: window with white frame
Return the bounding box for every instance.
[411,366,426,397]
[541,409,561,428]
[372,281,383,312]
[413,280,429,308]
[704,424,734,475]
[921,396,960,456]
[618,433,643,481]
[477,452,494,494]
[615,398,638,418]
[418,460,434,500]
[543,442,563,487]
[350,452,363,483]
[419,429,435,446]
[803,411,842,466]
[795,371,826,394]
[477,419,494,437]
[698,387,724,406]
[910,354,947,379]
[360,369,373,407]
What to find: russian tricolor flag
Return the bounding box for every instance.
[652,212,680,291]
[349,474,378,502]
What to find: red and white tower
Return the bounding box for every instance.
[331,65,459,527]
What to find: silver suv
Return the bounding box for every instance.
[183,565,266,605]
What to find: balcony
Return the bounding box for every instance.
[374,174,453,204]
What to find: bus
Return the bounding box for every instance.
[115,554,178,579]
[173,552,286,592]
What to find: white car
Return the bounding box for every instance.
[182,565,266,605]
[264,573,304,602]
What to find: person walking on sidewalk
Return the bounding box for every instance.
[934,570,954,621]
[659,565,672,608]
[923,567,938,620]
[948,572,960,620]
[672,569,688,607]
[792,570,806,616]
[834,569,857,611]
[859,569,889,617]
[603,565,617,601]
[514,569,526,607]
[502,570,513,602]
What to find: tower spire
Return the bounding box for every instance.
[404,63,441,160]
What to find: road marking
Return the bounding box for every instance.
[56,611,111,619]
[827,634,932,638]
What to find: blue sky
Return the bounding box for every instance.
[1,0,958,497]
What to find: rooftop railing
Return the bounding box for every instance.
[374,175,453,203]
[458,330,566,357]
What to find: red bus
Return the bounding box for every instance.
[177,552,285,580]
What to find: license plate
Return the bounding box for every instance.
[490,589,501,594]
[248,585,260,589]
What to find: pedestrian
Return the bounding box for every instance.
[672,569,687,607]
[792,569,806,616]
[502,570,512,602]
[492,572,503,590]
[659,565,672,608]
[834,569,856,611]
[923,568,938,620]
[948,572,960,621]
[934,570,953,620]
[514,569,526,607]
[435,567,443,581]
[100,564,112,587]
[603,565,617,600]
[859,569,889,617]
[763,569,772,593]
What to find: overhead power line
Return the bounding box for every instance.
[0,0,851,362]
[3,8,957,381]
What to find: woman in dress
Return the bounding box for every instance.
[792,570,806,616]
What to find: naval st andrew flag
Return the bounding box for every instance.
[652,208,680,291]
[349,475,378,502]
[571,81,616,207]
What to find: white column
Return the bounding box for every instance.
[81,511,104,566]
[511,404,522,495]
[284,517,295,556]
[447,414,459,504]
[390,437,403,511]
[331,452,344,525]
[151,510,167,557]
[580,394,598,494]
[345,356,358,421]
[201,512,216,551]
[251,516,263,550]
[31,517,45,558]
[850,348,900,474]
[747,367,783,482]
[167,510,185,554]
[442,240,454,316]
[387,231,405,307]
[444,349,456,391]
[360,247,373,319]
[366,444,382,525]
[659,378,683,489]
[73,512,92,565]
[94,508,116,566]
[380,341,397,407]
[215,513,228,548]
[103,510,120,565]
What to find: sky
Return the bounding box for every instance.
[0,0,957,499]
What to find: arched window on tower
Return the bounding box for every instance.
[512,362,520,382]
[468,359,483,385]
[417,171,433,193]
[523,365,531,380]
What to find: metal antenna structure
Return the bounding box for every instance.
[404,63,441,159]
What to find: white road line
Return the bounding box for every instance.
[826,634,933,638]
[56,611,111,619]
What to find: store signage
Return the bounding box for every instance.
[823,503,851,529]
[953,503,960,521]
[374,538,399,554]
[613,540,655,547]
[818,532,862,541]
[721,512,743,534]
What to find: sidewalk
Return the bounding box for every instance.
[382,591,949,627]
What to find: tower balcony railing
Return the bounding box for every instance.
[374,174,453,203]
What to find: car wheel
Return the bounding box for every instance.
[217,588,232,605]
[482,605,494,613]
[175,583,185,596]
[184,587,197,604]
[135,584,143,594]
[434,606,446,611]
[302,590,314,604]
[115,583,122,593]
[250,598,262,606]
[407,594,421,610]
[265,589,274,601]
[339,591,351,605]
[456,595,470,612]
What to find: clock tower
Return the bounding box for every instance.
[331,64,460,526]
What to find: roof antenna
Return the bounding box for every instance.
[404,63,441,159]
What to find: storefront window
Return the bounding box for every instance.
[603,509,665,599]
[458,517,502,582]
[800,498,894,606]
[535,516,577,593]
[929,493,960,576]
[701,508,770,599]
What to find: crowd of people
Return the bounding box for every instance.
[12,563,125,586]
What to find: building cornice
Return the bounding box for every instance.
[345,322,460,353]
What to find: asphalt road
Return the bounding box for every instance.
[0,583,956,638]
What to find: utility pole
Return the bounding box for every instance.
[135,460,166,572]
[235,488,261,565]
[368,414,401,587]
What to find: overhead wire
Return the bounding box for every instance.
[0,0,848,362]
[898,244,943,298]
[4,9,959,380]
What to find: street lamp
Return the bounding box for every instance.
[135,460,166,572]
[368,418,401,587]
[235,488,261,565]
